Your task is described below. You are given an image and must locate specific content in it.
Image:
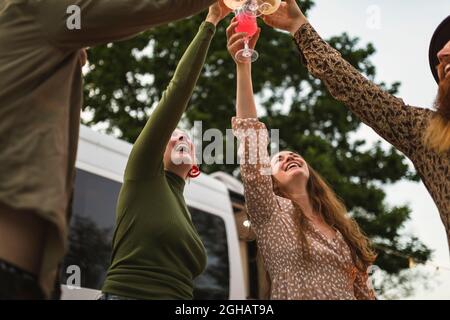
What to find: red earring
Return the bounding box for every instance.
[188,165,201,178]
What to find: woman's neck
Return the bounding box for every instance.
[283,184,314,218]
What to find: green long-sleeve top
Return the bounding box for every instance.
[102,22,216,300]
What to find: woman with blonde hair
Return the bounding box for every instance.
[227,18,377,300]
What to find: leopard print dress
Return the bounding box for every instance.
[294,23,450,251]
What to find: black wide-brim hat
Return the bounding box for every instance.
[429,15,450,83]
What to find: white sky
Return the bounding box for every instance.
[308,0,450,299]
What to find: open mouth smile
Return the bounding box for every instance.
[175,142,190,153]
[285,161,303,172]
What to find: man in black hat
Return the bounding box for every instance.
[427,16,450,152]
[0,0,217,300]
[262,0,450,251]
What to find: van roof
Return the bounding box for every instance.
[211,172,244,196]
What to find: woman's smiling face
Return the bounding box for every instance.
[271,151,310,189]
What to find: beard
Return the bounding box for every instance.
[435,68,450,120]
[425,68,450,153]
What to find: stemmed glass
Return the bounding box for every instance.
[255,0,281,15]
[223,0,283,63]
[224,0,281,17]
[234,7,259,63]
[223,0,248,10]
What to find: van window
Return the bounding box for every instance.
[190,207,230,300]
[61,169,120,289]
[62,169,230,299]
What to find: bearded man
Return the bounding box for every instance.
[262,2,450,252]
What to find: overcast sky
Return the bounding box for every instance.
[308,0,450,299]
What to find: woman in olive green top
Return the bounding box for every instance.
[101,3,231,300]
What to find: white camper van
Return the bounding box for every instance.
[61,125,267,300]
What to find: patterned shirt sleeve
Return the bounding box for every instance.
[293,23,431,159]
[232,117,279,226]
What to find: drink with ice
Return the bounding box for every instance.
[235,13,258,37]
[234,9,259,63]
